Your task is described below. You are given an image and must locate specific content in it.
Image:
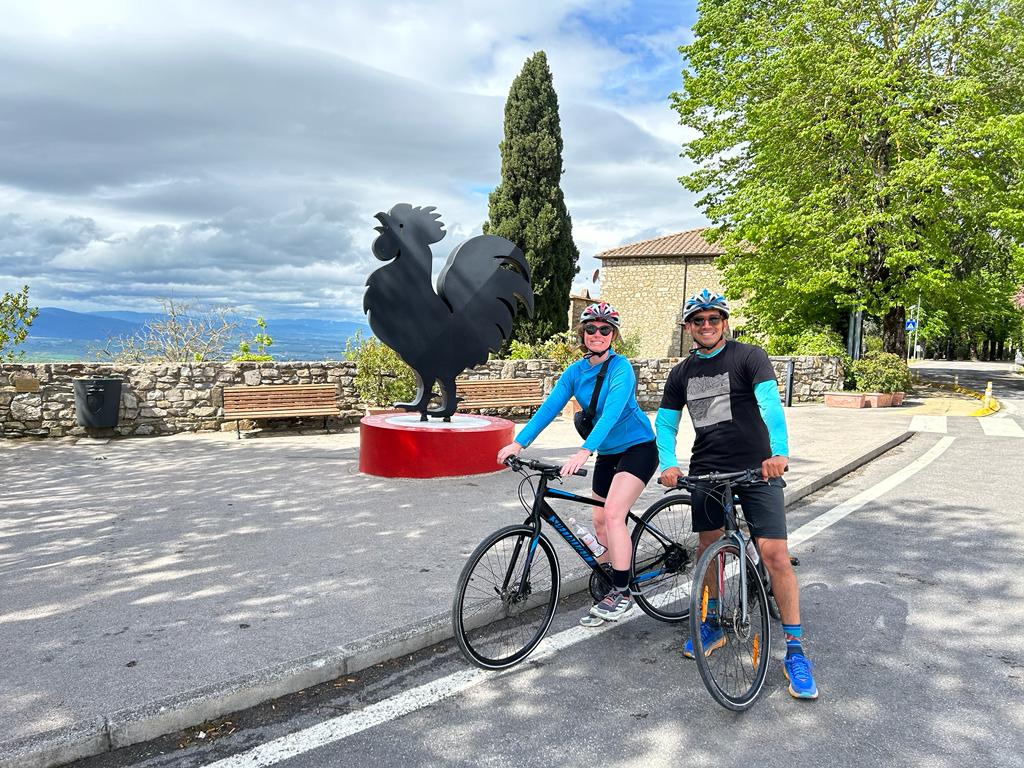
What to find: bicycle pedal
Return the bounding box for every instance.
[790,556,800,567]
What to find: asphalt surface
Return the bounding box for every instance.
[1,369,1017,768]
[68,417,1024,768]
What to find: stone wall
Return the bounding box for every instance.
[600,255,730,359]
[0,362,364,439]
[0,355,844,439]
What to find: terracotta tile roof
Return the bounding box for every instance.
[596,227,723,259]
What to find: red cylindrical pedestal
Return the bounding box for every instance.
[359,413,514,478]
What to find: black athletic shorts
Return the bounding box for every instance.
[592,440,658,498]
[691,477,787,539]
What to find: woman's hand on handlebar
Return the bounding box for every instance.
[761,455,788,479]
[560,448,592,478]
[497,441,523,465]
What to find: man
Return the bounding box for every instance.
[655,289,818,699]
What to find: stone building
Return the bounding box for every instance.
[567,288,596,329]
[596,228,730,359]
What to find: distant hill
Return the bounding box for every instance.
[29,307,143,340]
[18,307,369,363]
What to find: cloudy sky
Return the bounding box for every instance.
[0,0,704,321]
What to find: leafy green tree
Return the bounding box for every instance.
[485,51,580,344]
[0,285,38,361]
[674,0,1024,355]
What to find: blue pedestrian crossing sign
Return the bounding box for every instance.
[905,319,918,331]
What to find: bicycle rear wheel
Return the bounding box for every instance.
[688,538,771,710]
[452,525,560,670]
[631,495,697,622]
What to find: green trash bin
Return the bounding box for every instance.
[73,378,122,428]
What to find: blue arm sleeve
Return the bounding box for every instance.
[655,408,683,472]
[514,369,574,448]
[754,380,789,457]
[581,361,633,452]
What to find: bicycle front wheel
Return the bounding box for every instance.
[452,525,561,670]
[688,539,771,710]
[631,495,697,622]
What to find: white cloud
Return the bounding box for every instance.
[0,0,705,318]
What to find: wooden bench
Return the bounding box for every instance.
[222,384,340,438]
[457,378,544,412]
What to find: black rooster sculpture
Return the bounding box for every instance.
[364,204,534,421]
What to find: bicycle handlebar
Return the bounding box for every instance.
[675,467,782,489]
[504,455,588,477]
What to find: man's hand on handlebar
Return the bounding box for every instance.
[658,466,682,488]
[761,455,788,480]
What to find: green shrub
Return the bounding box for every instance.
[850,351,912,393]
[764,327,846,356]
[343,330,416,407]
[502,330,643,371]
[231,316,274,362]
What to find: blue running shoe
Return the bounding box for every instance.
[783,653,818,699]
[683,620,726,659]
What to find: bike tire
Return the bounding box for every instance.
[452,525,561,670]
[631,495,698,623]
[689,538,771,710]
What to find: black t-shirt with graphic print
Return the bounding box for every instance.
[660,340,778,473]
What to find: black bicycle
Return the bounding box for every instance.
[681,468,780,710]
[451,455,698,670]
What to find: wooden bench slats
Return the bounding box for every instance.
[457,378,543,410]
[222,384,340,436]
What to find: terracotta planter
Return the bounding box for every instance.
[891,391,905,406]
[863,392,894,408]
[824,392,866,408]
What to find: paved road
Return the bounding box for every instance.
[913,359,1024,417]
[70,421,1024,768]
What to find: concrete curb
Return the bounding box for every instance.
[0,430,916,768]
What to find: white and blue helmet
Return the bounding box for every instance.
[682,289,730,323]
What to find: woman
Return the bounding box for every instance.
[497,302,657,624]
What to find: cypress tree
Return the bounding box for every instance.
[484,51,580,343]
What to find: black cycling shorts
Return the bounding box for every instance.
[691,478,787,539]
[592,440,658,498]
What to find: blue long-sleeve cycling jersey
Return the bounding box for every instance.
[515,351,655,454]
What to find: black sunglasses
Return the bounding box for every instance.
[583,324,614,336]
[690,315,723,327]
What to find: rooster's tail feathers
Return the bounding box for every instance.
[436,235,534,356]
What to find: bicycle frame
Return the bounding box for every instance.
[512,474,606,599]
[717,480,751,624]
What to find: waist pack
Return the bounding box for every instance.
[574,359,610,439]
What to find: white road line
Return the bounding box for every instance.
[978,417,1024,438]
[909,415,947,434]
[788,436,955,548]
[203,435,957,768]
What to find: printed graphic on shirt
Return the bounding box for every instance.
[686,372,732,429]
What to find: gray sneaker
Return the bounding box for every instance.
[590,590,633,621]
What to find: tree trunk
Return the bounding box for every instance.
[882,306,907,355]
[996,338,1005,360]
[982,337,991,361]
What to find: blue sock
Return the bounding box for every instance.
[783,623,803,657]
[706,597,718,620]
